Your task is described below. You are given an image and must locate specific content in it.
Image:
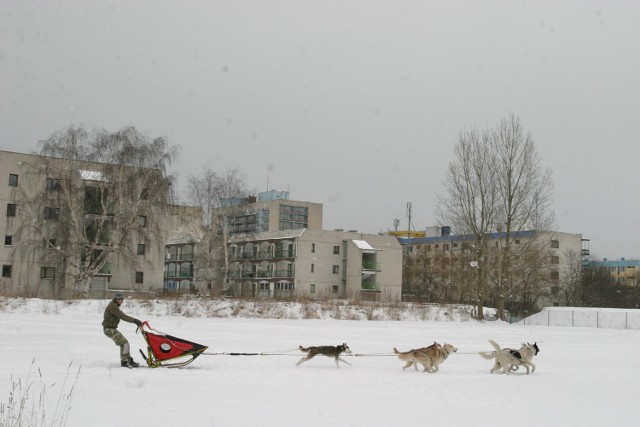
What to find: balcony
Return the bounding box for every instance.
[166,253,194,261]
[362,261,380,271]
[273,249,296,259]
[361,281,378,291]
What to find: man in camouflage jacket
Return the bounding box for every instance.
[102,293,142,368]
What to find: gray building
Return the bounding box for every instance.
[228,229,403,301]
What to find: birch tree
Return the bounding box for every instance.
[16,125,178,297]
[186,168,249,297]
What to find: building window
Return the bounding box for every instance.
[44,238,57,248]
[310,263,314,273]
[2,265,11,278]
[9,174,18,187]
[443,244,450,252]
[333,245,340,255]
[4,235,12,246]
[7,204,16,217]
[275,282,294,291]
[46,178,61,191]
[44,207,59,220]
[551,240,560,248]
[331,285,339,294]
[551,255,560,264]
[40,267,55,279]
[138,215,147,227]
[515,239,520,245]
[332,265,339,274]
[310,284,315,294]
[311,243,315,253]
[550,271,559,280]
[137,244,146,255]
[135,272,144,284]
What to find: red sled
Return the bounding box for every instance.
[138,321,208,368]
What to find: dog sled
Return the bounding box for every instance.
[138,321,209,368]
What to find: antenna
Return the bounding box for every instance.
[266,164,274,191]
[393,218,400,232]
[406,202,413,238]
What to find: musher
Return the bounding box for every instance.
[102,293,142,368]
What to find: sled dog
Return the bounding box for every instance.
[393,342,458,373]
[479,339,539,374]
[296,343,353,368]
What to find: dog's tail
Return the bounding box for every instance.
[299,345,309,353]
[393,347,400,354]
[488,339,501,353]
[479,340,501,360]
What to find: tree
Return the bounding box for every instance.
[436,128,499,319]
[490,114,555,318]
[437,115,555,319]
[558,249,584,306]
[15,125,178,297]
[185,167,249,297]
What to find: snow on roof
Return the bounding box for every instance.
[79,169,106,181]
[352,240,379,251]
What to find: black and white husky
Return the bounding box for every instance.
[296,343,353,368]
[479,339,540,374]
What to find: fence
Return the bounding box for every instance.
[514,307,640,329]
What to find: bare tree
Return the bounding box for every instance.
[186,168,249,296]
[437,128,499,319]
[15,125,178,297]
[558,249,584,306]
[490,114,555,318]
[437,115,555,319]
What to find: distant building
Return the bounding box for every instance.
[214,190,322,234]
[588,258,640,286]
[163,204,204,293]
[398,226,588,311]
[227,229,402,301]
[1,149,178,298]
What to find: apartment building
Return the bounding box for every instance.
[163,204,204,293]
[399,226,588,310]
[588,258,640,286]
[0,150,170,298]
[227,229,403,301]
[215,190,323,234]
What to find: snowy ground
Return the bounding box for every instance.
[1,298,638,427]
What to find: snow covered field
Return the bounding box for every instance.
[1,298,638,427]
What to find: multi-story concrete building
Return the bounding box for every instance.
[398,226,588,311]
[163,204,204,293]
[215,190,323,234]
[588,258,640,286]
[0,149,172,298]
[227,229,403,301]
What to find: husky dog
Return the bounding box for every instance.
[479,340,540,374]
[393,342,458,373]
[296,343,353,368]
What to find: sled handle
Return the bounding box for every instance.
[136,320,151,334]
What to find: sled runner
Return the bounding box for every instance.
[138,321,208,368]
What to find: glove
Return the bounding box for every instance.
[134,319,142,327]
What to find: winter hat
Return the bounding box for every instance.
[114,293,125,300]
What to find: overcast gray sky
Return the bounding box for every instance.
[1,0,639,259]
